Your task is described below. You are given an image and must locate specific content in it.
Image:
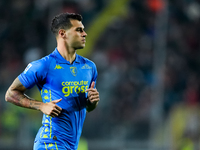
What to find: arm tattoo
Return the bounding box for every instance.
[5,78,42,110]
[30,101,42,110]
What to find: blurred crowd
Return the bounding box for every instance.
[0,0,200,149]
[89,0,200,142]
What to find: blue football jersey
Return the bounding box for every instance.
[18,48,98,150]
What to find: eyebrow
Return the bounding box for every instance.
[76,27,84,30]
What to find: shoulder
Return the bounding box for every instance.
[77,55,98,79]
[77,54,97,69]
[26,54,54,73]
[31,54,54,67]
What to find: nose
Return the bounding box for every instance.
[82,31,87,37]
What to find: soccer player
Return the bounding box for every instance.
[5,12,100,150]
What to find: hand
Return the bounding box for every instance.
[40,98,62,117]
[86,81,100,104]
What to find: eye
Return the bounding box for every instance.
[77,28,83,32]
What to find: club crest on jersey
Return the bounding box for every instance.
[70,67,77,76]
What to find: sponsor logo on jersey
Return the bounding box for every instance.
[24,63,32,74]
[81,64,92,69]
[54,64,64,69]
[70,67,77,76]
[61,80,88,97]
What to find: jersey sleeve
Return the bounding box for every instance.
[18,57,49,89]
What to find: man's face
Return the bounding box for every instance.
[65,19,87,50]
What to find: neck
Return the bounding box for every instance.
[57,42,76,64]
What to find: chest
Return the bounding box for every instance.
[45,63,93,97]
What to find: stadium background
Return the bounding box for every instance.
[0,0,200,149]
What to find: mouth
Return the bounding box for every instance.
[82,39,86,43]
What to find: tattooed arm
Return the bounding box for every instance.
[5,77,62,117]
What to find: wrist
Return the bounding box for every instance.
[86,98,98,107]
[86,98,92,105]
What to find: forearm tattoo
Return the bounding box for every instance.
[6,78,42,110]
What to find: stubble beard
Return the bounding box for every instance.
[74,44,85,50]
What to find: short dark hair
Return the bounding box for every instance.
[51,12,82,36]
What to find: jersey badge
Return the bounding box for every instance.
[81,64,92,69]
[24,63,32,74]
[70,67,77,76]
[54,64,64,69]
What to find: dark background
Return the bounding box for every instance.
[0,0,200,149]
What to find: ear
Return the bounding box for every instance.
[58,29,66,38]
